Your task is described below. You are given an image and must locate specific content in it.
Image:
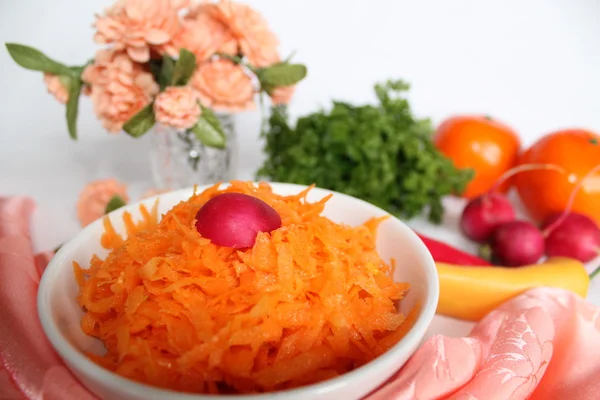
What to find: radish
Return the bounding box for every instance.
[460,192,515,243]
[541,163,600,263]
[460,163,564,243]
[487,220,545,266]
[542,212,600,263]
[195,193,282,248]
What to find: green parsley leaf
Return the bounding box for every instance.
[257,79,474,223]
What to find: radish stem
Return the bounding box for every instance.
[589,264,600,280]
[489,163,566,194]
[591,249,600,280]
[543,164,600,237]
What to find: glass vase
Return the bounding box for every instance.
[148,114,237,190]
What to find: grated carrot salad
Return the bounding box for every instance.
[74,181,414,394]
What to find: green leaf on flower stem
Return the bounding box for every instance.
[6,43,75,77]
[260,82,275,96]
[123,103,156,138]
[69,65,86,78]
[105,195,127,214]
[190,106,226,149]
[257,63,307,88]
[200,106,224,135]
[58,75,72,92]
[149,59,162,83]
[159,54,175,90]
[66,77,82,140]
[171,48,196,86]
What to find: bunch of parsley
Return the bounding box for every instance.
[256,80,473,223]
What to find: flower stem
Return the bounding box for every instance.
[215,52,258,73]
[259,92,267,137]
[178,130,201,171]
[216,52,243,64]
[284,50,297,63]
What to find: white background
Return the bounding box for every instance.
[0,0,599,343]
[1,0,599,304]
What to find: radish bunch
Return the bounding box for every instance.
[460,164,600,266]
[461,193,600,266]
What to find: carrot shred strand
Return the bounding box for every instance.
[75,182,414,394]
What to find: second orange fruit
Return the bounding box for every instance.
[434,116,521,199]
[514,129,600,226]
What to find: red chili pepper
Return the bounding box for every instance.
[415,232,491,266]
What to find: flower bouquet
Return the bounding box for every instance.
[6,0,307,187]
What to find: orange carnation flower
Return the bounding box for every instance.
[94,0,186,63]
[83,50,159,133]
[270,85,296,106]
[77,178,129,227]
[43,74,69,104]
[191,59,255,112]
[154,86,201,130]
[210,1,280,68]
[169,3,237,62]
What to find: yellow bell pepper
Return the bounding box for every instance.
[437,257,591,321]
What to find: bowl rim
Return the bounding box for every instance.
[38,182,439,400]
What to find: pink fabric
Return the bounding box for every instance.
[0,198,97,400]
[1,197,599,400]
[366,290,600,399]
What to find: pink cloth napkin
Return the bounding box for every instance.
[1,197,599,400]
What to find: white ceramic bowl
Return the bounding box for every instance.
[38,183,438,400]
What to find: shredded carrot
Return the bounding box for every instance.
[74,181,413,394]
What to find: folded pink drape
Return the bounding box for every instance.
[0,198,97,400]
[1,197,599,400]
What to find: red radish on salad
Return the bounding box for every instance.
[195,193,282,249]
